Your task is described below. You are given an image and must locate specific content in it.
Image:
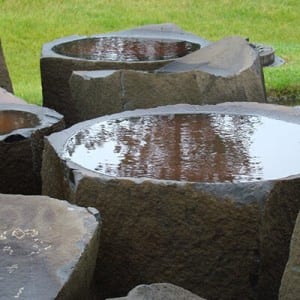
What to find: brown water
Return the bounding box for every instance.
[62,114,300,182]
[0,110,40,135]
[53,37,200,61]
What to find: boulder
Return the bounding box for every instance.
[106,283,206,300]
[41,102,300,300]
[69,36,266,124]
[0,103,64,194]
[278,212,300,299]
[0,193,100,300]
[40,23,206,126]
[0,39,13,93]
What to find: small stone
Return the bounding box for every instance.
[106,283,206,300]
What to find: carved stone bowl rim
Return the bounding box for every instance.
[41,25,209,63]
[0,103,63,141]
[46,102,300,206]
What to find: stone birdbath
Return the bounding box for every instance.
[0,103,64,194]
[41,23,207,126]
[42,102,300,299]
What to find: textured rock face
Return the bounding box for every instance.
[0,193,100,300]
[69,36,266,124]
[258,178,300,299]
[0,103,64,194]
[279,212,300,300]
[0,39,13,93]
[41,23,206,126]
[106,283,206,300]
[41,103,300,300]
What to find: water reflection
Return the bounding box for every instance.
[53,37,200,61]
[63,114,300,182]
[0,110,40,135]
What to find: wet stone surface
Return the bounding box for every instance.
[53,37,200,61]
[63,113,300,183]
[0,110,40,135]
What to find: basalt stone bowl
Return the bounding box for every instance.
[41,103,300,300]
[0,103,64,194]
[41,23,207,126]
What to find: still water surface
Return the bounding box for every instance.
[63,114,300,182]
[53,37,200,61]
[0,110,40,135]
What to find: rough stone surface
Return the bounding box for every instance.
[106,283,206,300]
[41,23,206,126]
[258,178,300,300]
[0,103,64,194]
[0,39,13,93]
[0,193,100,300]
[0,87,27,104]
[40,102,300,300]
[69,36,266,123]
[279,212,300,300]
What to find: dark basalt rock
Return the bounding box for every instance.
[41,103,300,300]
[41,23,207,126]
[69,36,266,124]
[0,193,100,300]
[0,103,64,194]
[279,212,300,300]
[0,39,13,93]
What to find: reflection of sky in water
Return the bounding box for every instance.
[62,114,300,182]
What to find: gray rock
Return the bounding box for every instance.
[0,87,27,104]
[41,23,206,126]
[0,193,101,300]
[279,212,300,300]
[69,36,266,124]
[0,39,13,93]
[0,103,64,194]
[41,102,300,300]
[106,283,206,300]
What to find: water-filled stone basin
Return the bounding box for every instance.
[53,37,200,62]
[62,112,300,183]
[0,103,64,195]
[41,23,207,126]
[42,102,300,300]
[0,110,40,135]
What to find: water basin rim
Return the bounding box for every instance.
[42,33,207,60]
[0,104,63,141]
[44,103,300,186]
[47,102,300,153]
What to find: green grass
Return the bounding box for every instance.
[0,0,299,104]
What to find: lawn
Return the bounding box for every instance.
[0,0,299,104]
